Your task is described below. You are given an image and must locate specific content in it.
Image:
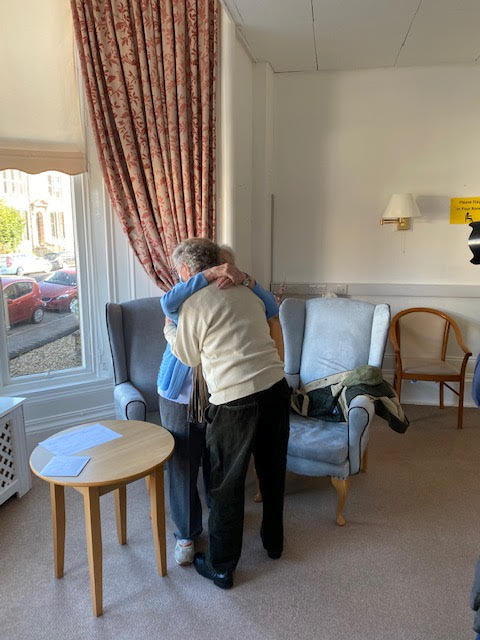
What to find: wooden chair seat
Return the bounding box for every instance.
[402,357,460,377]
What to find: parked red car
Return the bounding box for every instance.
[38,268,77,311]
[2,276,44,325]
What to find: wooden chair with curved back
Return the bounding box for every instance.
[389,308,472,429]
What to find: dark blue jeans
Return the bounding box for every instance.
[205,378,290,573]
[158,396,210,540]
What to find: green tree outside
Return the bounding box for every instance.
[0,200,25,253]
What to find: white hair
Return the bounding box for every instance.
[171,237,219,273]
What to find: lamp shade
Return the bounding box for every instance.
[382,194,421,220]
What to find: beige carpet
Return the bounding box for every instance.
[1,404,479,640]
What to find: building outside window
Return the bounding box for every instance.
[0,170,82,379]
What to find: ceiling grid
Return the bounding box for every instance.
[222,0,480,72]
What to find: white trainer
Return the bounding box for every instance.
[174,539,194,566]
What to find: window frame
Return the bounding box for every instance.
[0,172,102,393]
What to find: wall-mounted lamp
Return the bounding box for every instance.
[380,193,421,230]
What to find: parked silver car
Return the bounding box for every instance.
[0,253,52,276]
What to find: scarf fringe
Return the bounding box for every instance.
[188,364,209,423]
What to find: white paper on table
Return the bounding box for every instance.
[40,455,90,477]
[39,423,122,456]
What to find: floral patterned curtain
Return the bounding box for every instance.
[71,0,217,289]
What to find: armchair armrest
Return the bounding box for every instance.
[347,395,375,474]
[114,382,147,421]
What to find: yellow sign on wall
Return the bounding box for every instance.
[450,198,480,224]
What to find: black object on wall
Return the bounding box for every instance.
[468,221,480,265]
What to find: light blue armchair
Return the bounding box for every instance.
[106,297,166,425]
[280,297,390,525]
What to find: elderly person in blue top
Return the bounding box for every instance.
[157,238,279,566]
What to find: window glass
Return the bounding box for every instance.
[5,285,18,300]
[16,282,33,297]
[0,170,82,377]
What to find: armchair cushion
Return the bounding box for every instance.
[288,414,348,465]
[280,298,390,389]
[300,299,377,383]
[288,395,373,472]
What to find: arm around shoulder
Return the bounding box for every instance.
[268,315,284,362]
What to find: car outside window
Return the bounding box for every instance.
[44,272,75,286]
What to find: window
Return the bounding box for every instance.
[47,175,62,199]
[58,212,65,237]
[0,170,83,378]
[50,211,57,238]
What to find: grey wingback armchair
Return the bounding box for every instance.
[280,297,390,525]
[106,297,166,425]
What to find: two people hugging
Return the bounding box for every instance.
[157,238,290,589]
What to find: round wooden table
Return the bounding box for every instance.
[30,420,174,617]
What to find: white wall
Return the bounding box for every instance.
[251,62,275,287]
[273,65,480,285]
[217,6,254,274]
[271,65,480,406]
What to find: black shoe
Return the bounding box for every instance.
[193,553,233,590]
[260,526,283,560]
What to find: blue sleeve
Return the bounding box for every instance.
[252,283,279,319]
[160,273,208,323]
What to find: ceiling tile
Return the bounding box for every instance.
[396,0,480,66]
[312,0,421,70]
[222,0,480,72]
[225,0,317,72]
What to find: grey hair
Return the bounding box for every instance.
[171,237,219,274]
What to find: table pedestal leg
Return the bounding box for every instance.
[114,486,127,545]
[81,486,103,617]
[149,467,167,576]
[50,483,65,579]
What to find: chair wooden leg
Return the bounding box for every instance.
[82,486,103,617]
[394,374,402,402]
[50,483,65,579]
[458,379,465,430]
[361,447,368,473]
[439,382,444,409]
[145,476,152,519]
[149,467,167,576]
[114,486,127,545]
[330,476,350,526]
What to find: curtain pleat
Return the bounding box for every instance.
[71,0,217,290]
